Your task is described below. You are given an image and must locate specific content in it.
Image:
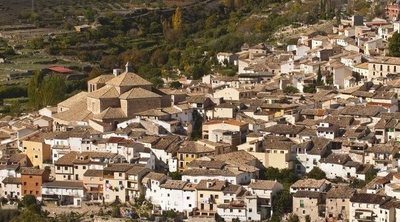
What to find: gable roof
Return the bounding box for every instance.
[87,86,119,99]
[88,75,114,84]
[106,72,152,87]
[119,87,161,100]
[93,107,127,120]
[58,91,88,108]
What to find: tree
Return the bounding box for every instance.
[53,212,83,222]
[190,110,203,140]
[41,75,67,106]
[172,7,183,32]
[27,71,44,110]
[303,84,316,93]
[163,209,178,218]
[316,66,323,86]
[170,81,182,89]
[283,86,299,94]
[111,206,121,218]
[11,209,46,222]
[232,217,241,222]
[9,100,21,116]
[271,189,292,221]
[260,167,298,188]
[307,167,326,180]
[88,67,103,80]
[389,32,400,57]
[287,214,300,222]
[169,171,182,180]
[305,215,311,222]
[28,72,67,109]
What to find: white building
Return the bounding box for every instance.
[349,193,391,222]
[42,181,84,207]
[159,180,196,213]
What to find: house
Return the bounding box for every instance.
[103,163,134,203]
[195,179,227,217]
[264,124,305,140]
[216,52,238,66]
[349,193,391,222]
[126,165,151,201]
[216,195,268,222]
[367,57,400,82]
[142,172,168,206]
[177,140,230,172]
[292,191,326,222]
[247,179,283,217]
[42,181,84,207]
[262,137,297,169]
[368,91,398,113]
[186,95,215,116]
[159,180,196,213]
[295,137,332,174]
[316,122,340,140]
[364,144,399,170]
[290,179,330,194]
[21,167,50,200]
[82,169,104,202]
[202,119,249,144]
[213,87,256,101]
[22,134,51,169]
[138,135,181,171]
[325,185,356,221]
[2,177,22,200]
[213,103,238,119]
[320,153,371,181]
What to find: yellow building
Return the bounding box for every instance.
[22,134,51,169]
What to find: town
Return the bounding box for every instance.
[3,0,400,222]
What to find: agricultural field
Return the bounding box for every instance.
[0,0,196,26]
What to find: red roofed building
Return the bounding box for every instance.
[48,66,73,74]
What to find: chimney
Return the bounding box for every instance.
[125,62,133,72]
[113,69,122,76]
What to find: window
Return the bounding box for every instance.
[200,194,203,198]
[186,196,190,200]
[249,208,252,212]
[300,200,304,208]
[75,166,78,169]
[215,195,219,199]
[35,183,38,186]
[34,155,38,158]
[64,166,68,170]
[57,166,60,170]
